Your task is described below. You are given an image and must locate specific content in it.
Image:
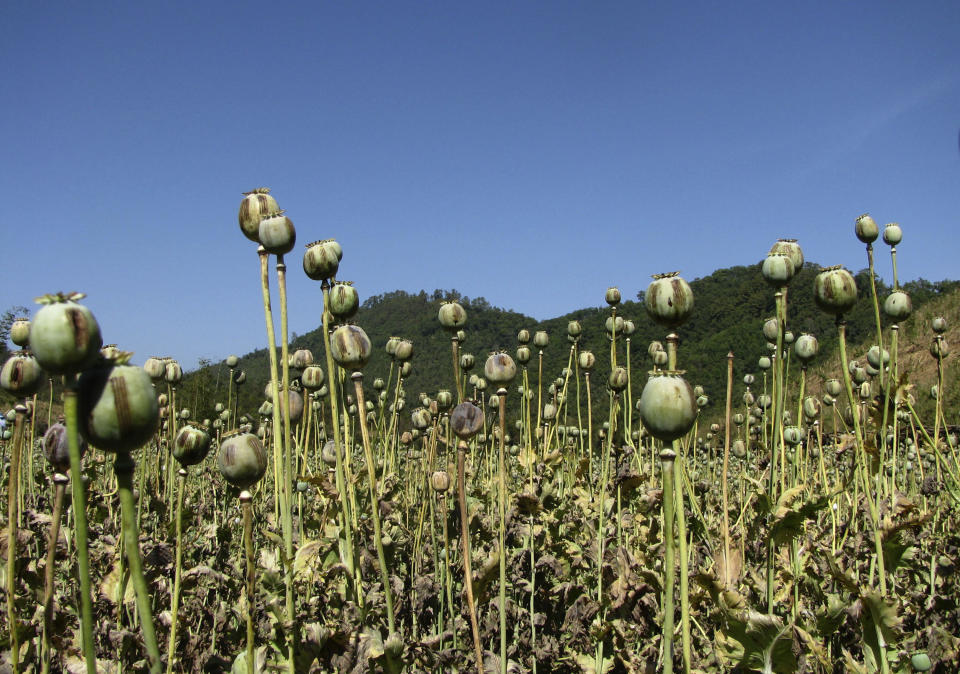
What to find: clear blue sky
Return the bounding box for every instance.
[3,2,958,370]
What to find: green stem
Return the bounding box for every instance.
[497,390,509,674]
[42,475,68,674]
[458,441,485,673]
[6,406,25,673]
[166,469,187,673]
[241,493,256,674]
[661,449,677,674]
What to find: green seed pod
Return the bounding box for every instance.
[866,345,890,369]
[758,394,772,409]
[858,381,872,400]
[783,426,802,446]
[732,439,746,459]
[744,373,755,385]
[645,272,694,328]
[733,413,745,426]
[768,239,804,275]
[697,395,709,408]
[883,290,912,321]
[930,385,939,400]
[328,282,359,320]
[143,357,165,380]
[605,315,624,336]
[484,351,517,384]
[855,214,878,244]
[164,360,183,384]
[394,339,414,361]
[303,239,342,281]
[758,356,771,370]
[813,266,857,316]
[567,321,582,338]
[301,365,325,390]
[542,402,557,421]
[654,350,668,367]
[910,652,932,672]
[783,331,794,344]
[77,360,159,453]
[803,396,821,420]
[623,319,636,336]
[321,440,339,466]
[637,371,697,442]
[258,210,296,255]
[761,253,794,287]
[516,345,531,364]
[825,379,842,396]
[29,293,102,375]
[400,361,413,377]
[516,329,531,344]
[853,367,868,384]
[226,354,240,368]
[173,423,212,467]
[932,316,947,334]
[450,400,484,439]
[218,430,268,488]
[436,389,452,410]
[882,222,902,246]
[385,336,400,357]
[693,385,705,397]
[284,388,304,422]
[239,188,279,243]
[605,287,621,306]
[1,352,43,397]
[608,366,628,392]
[578,350,596,371]
[289,349,314,369]
[460,353,475,371]
[330,325,372,370]
[533,331,549,349]
[9,317,30,347]
[43,421,87,472]
[794,333,819,364]
[930,337,948,360]
[438,302,467,331]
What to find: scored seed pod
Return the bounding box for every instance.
[645,272,694,328]
[411,407,432,430]
[328,282,359,320]
[533,331,549,349]
[516,345,531,365]
[438,301,467,331]
[578,350,596,371]
[930,337,949,360]
[866,345,890,369]
[330,325,372,370]
[1,351,43,397]
[143,356,165,381]
[637,370,697,442]
[623,319,636,336]
[459,353,475,371]
[605,287,621,306]
[761,253,795,287]
[303,239,343,281]
[932,316,947,334]
[855,214,879,244]
[567,321,582,338]
[43,421,87,472]
[9,317,30,347]
[783,426,802,446]
[29,293,102,375]
[654,350,668,366]
[517,329,531,344]
[173,423,212,467]
[608,366,629,392]
[605,315,624,336]
[259,210,296,255]
[165,360,183,385]
[825,378,842,397]
[77,357,160,453]
[884,290,912,321]
[289,349,314,369]
[813,266,857,316]
[768,239,804,274]
[239,188,279,243]
[218,430,268,488]
[394,339,414,361]
[301,365,325,390]
[883,222,902,246]
[762,318,779,342]
[450,400,484,439]
[794,333,819,364]
[484,351,517,384]
[431,470,450,493]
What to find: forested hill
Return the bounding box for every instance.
[187,264,958,424]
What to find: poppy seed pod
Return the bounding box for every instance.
[431,470,450,493]
[762,318,779,342]
[783,426,802,446]
[484,351,517,384]
[855,214,879,244]
[882,222,902,246]
[794,333,819,364]
[238,188,279,243]
[29,293,102,375]
[654,350,668,366]
[385,336,400,357]
[218,430,268,488]
[516,345,531,365]
[436,389,453,410]
[567,321,582,338]
[1,352,43,397]
[645,272,694,328]
[226,354,240,368]
[533,331,549,349]
[290,349,314,369]
[517,329,531,344]
[930,337,949,360]
[761,253,795,287]
[233,370,246,385]
[605,287,621,306]
[744,374,755,385]
[932,316,947,334]
[814,266,857,316]
[450,400,484,439]
[884,290,912,321]
[301,365,325,390]
[768,239,804,274]
[743,391,755,405]
[43,421,87,472]
[10,317,30,347]
[438,302,467,331]
[143,357,165,381]
[173,423,212,467]
[637,371,697,442]
[411,407,432,429]
[303,239,342,281]
[605,315,624,336]
[460,353,475,371]
[825,379,842,397]
[608,366,629,392]
[623,319,636,336]
[394,339,414,361]
[77,360,159,453]
[758,356,771,370]
[866,345,890,369]
[328,282,359,320]
[258,210,296,255]
[330,325,372,370]
[803,396,821,420]
[578,350,596,371]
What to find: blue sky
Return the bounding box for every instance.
[2,2,957,370]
